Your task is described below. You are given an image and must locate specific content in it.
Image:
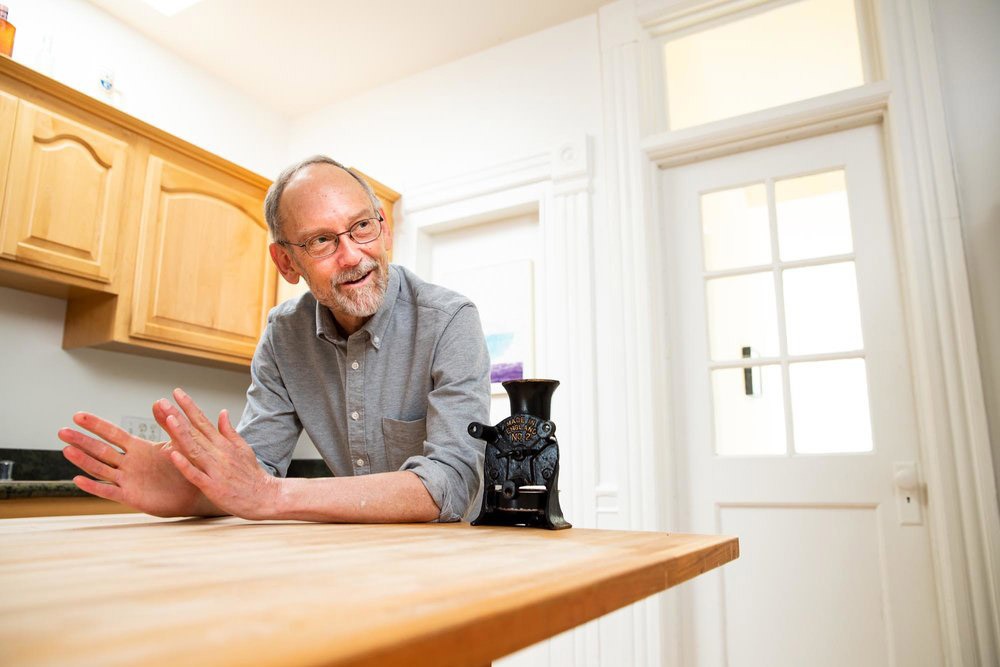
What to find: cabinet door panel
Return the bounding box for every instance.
[0,102,128,283]
[131,157,273,359]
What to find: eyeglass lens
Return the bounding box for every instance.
[305,218,381,257]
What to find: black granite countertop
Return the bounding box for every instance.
[0,448,332,500]
[0,481,89,500]
[0,447,83,481]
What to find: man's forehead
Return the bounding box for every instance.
[286,163,365,199]
[280,164,371,225]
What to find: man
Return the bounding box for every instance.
[58,156,491,523]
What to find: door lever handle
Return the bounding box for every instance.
[742,346,755,396]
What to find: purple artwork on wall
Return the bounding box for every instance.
[491,362,524,384]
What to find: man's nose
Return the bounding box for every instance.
[334,235,365,267]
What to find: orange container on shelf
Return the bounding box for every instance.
[0,4,15,58]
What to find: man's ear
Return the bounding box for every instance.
[380,208,393,252]
[269,242,301,284]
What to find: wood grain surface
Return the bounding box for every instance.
[0,514,738,667]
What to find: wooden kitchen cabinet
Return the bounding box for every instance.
[128,153,275,360]
[0,100,130,286]
[0,91,15,212]
[0,58,275,368]
[63,146,277,369]
[1,57,398,369]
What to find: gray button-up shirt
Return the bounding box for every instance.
[236,264,491,522]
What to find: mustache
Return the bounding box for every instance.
[335,258,379,285]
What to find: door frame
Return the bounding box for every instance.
[600,0,1000,664]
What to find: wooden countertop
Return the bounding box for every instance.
[0,514,738,666]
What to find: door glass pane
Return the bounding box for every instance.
[776,170,854,261]
[784,262,864,354]
[662,0,865,130]
[790,359,873,453]
[701,183,770,271]
[707,272,779,361]
[713,365,786,455]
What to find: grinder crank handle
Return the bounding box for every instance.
[468,422,500,443]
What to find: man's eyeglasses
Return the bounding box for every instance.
[279,214,384,259]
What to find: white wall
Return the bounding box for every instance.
[287,15,604,190]
[0,0,288,451]
[929,0,1000,506]
[0,288,250,451]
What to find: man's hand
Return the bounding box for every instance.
[160,388,282,521]
[58,401,220,518]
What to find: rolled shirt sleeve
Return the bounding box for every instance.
[400,304,491,522]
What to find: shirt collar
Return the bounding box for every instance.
[314,264,400,350]
[360,264,400,350]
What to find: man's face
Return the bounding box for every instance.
[271,164,391,330]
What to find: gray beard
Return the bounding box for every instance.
[327,258,387,318]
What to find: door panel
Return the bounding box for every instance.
[719,505,889,667]
[663,125,942,666]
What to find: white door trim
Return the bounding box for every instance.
[641,82,891,168]
[603,0,1000,664]
[877,1,1000,663]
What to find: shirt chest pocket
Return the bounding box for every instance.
[382,417,427,470]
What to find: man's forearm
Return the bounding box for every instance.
[266,470,441,523]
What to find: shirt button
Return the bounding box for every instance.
[373,336,380,344]
[351,361,359,370]
[356,458,365,467]
[351,411,360,421]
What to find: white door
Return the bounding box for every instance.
[662,125,943,667]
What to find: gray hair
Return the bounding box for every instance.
[263,155,381,241]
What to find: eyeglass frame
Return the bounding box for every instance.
[277,211,385,259]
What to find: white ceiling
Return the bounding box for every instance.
[87,0,608,118]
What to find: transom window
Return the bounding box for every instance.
[660,0,868,130]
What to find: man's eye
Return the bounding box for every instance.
[308,235,333,249]
[355,220,371,231]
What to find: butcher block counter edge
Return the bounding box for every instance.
[0,514,739,667]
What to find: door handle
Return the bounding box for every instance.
[742,346,755,396]
[893,461,923,525]
[894,464,919,491]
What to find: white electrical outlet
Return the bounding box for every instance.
[121,416,165,442]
